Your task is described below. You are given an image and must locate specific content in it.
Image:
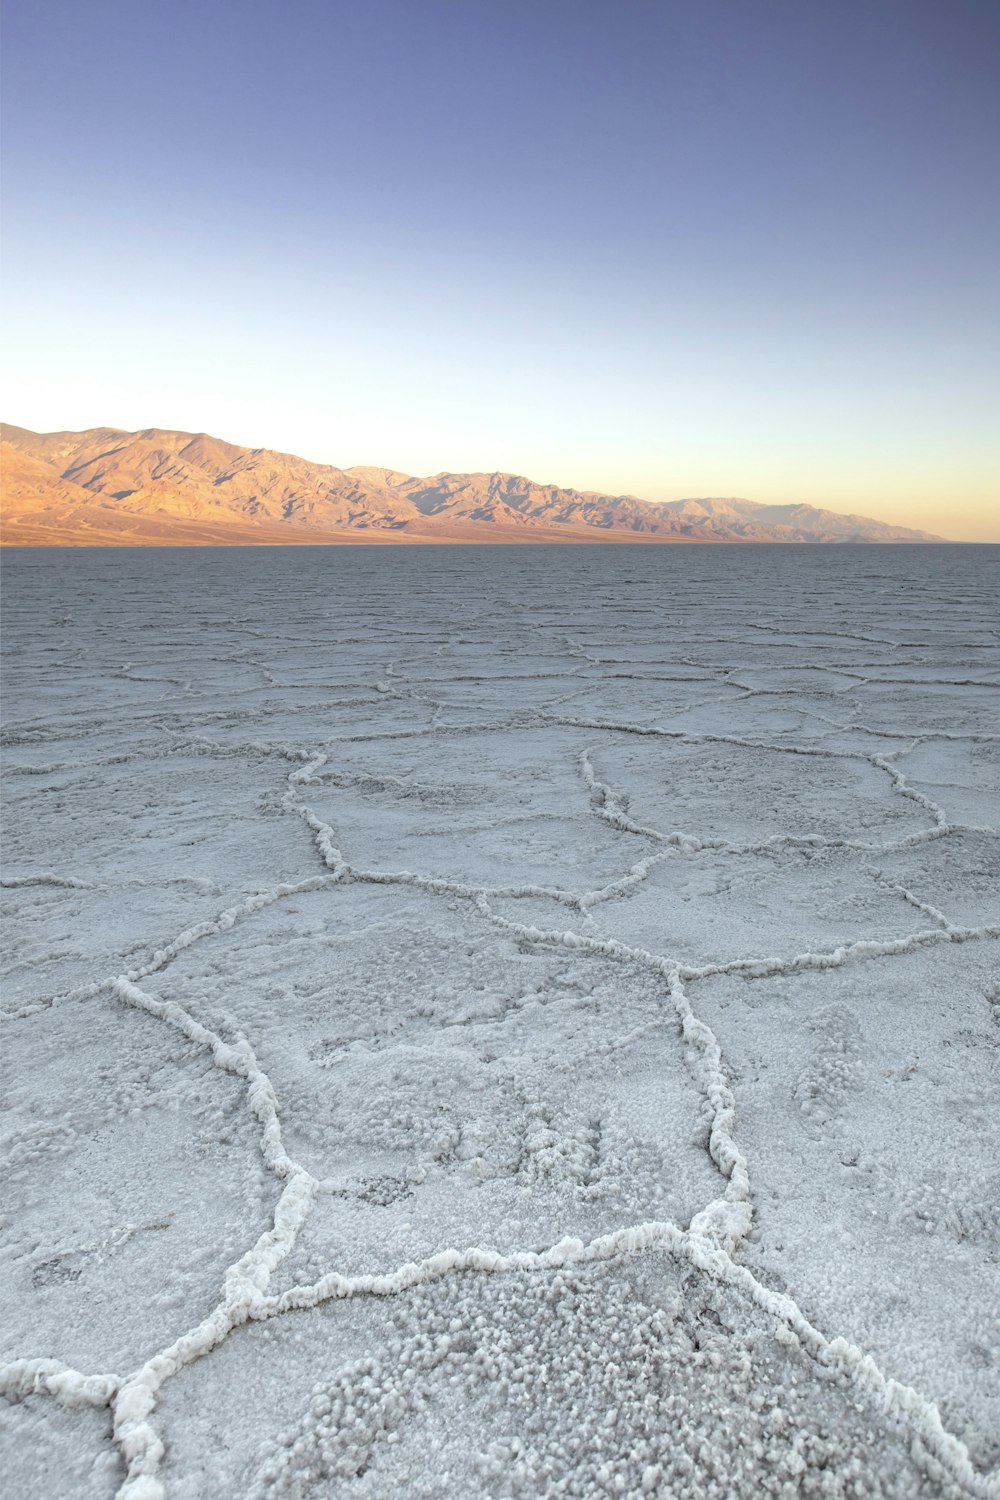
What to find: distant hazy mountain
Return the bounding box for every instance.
[0,424,943,545]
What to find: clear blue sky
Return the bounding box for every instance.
[3,0,998,537]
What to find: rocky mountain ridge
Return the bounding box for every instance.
[1,424,943,544]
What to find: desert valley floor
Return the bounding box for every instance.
[1,543,998,1500]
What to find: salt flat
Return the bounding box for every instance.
[1,543,998,1500]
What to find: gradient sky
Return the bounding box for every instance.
[2,0,998,539]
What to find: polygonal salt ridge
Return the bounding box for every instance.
[577,844,924,972]
[0,866,344,1023]
[574,730,951,854]
[870,826,1000,931]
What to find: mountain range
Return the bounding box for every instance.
[0,424,943,545]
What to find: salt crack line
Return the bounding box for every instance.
[287,752,674,915]
[579,741,957,856]
[111,976,305,1184]
[680,922,1000,984]
[580,747,702,850]
[546,713,868,758]
[473,896,753,1253]
[868,871,957,932]
[103,974,319,1499]
[0,1358,118,1408]
[576,849,677,912]
[1,761,68,775]
[871,752,949,829]
[109,1181,317,1500]
[261,1222,688,1315]
[694,1243,1000,1500]
[0,873,340,1024]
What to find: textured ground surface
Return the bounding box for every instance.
[1,543,998,1500]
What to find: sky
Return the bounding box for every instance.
[2,0,998,540]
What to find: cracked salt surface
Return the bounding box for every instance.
[1,543,998,1499]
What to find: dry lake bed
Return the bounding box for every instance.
[2,543,998,1500]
